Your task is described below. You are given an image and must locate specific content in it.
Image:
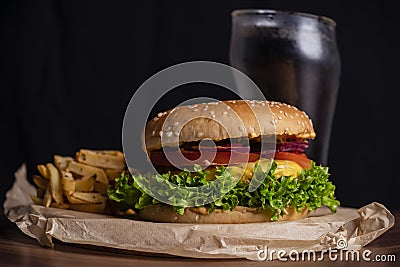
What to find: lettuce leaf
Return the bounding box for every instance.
[108,161,340,221]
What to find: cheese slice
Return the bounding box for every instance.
[228,159,303,182]
[228,159,270,183]
[274,160,303,179]
[206,158,303,182]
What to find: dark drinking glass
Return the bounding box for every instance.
[229,9,341,165]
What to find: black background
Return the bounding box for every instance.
[0,1,397,210]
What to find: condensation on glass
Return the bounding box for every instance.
[230,9,341,165]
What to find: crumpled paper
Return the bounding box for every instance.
[4,165,395,261]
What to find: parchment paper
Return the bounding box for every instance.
[3,165,395,261]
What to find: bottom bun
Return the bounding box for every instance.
[138,204,310,224]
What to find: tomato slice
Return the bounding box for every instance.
[149,150,260,167]
[274,152,311,169]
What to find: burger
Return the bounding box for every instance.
[108,100,339,223]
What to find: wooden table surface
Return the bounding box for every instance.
[1,209,399,267]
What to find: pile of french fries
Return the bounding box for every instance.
[30,149,125,214]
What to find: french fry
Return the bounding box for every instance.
[30,195,43,205]
[36,188,45,198]
[32,175,48,190]
[37,165,50,179]
[71,192,106,204]
[104,169,122,182]
[43,184,52,207]
[75,177,95,192]
[47,163,64,204]
[82,149,125,161]
[61,171,75,191]
[54,155,74,171]
[89,150,124,158]
[69,202,106,213]
[66,161,109,185]
[94,181,110,196]
[31,148,123,214]
[76,149,125,171]
[64,191,87,204]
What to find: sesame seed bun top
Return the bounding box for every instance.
[145,100,315,150]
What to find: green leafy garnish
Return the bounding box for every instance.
[108,161,340,221]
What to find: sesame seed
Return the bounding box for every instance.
[174,131,179,136]
[203,106,208,111]
[301,122,305,127]
[193,108,199,112]
[152,131,156,136]
[157,112,163,118]
[289,114,294,119]
[197,132,204,138]
[284,112,288,116]
[173,122,179,126]
[153,117,159,121]
[166,131,173,137]
[261,102,265,106]
[226,106,231,110]
[297,121,301,125]
[279,110,283,114]
[209,111,215,115]
[222,111,228,115]
[159,131,163,137]
[278,116,282,120]
[211,114,216,119]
